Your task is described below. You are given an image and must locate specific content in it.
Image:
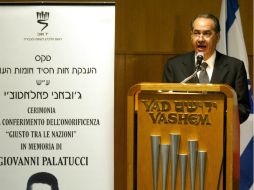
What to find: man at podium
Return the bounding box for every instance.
[163,13,250,124]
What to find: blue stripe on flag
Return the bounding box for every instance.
[240,137,254,190]
[226,0,238,33]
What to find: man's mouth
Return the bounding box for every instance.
[197,44,206,51]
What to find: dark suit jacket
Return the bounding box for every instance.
[163,51,250,123]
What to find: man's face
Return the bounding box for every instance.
[31,183,51,190]
[191,17,220,60]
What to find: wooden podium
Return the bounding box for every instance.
[127,83,240,190]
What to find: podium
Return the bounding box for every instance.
[127,83,240,190]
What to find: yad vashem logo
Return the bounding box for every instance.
[36,11,49,31]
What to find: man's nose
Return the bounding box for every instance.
[197,34,205,40]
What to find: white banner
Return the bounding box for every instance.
[0,4,114,190]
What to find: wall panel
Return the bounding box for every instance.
[116,0,253,54]
[114,55,127,190]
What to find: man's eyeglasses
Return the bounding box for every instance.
[191,30,216,39]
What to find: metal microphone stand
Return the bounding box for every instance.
[181,65,202,83]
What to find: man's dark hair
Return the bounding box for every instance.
[26,172,59,190]
[190,13,221,33]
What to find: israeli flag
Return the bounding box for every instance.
[217,0,253,189]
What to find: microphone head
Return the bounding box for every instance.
[196,52,204,60]
[196,52,204,69]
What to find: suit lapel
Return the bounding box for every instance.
[211,52,229,83]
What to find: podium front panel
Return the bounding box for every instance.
[137,91,225,190]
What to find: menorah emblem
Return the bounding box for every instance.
[36,11,49,31]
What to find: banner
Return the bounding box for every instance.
[0,4,115,190]
[217,0,253,189]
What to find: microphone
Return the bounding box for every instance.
[181,52,204,83]
[196,52,204,70]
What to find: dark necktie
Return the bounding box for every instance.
[199,62,209,83]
